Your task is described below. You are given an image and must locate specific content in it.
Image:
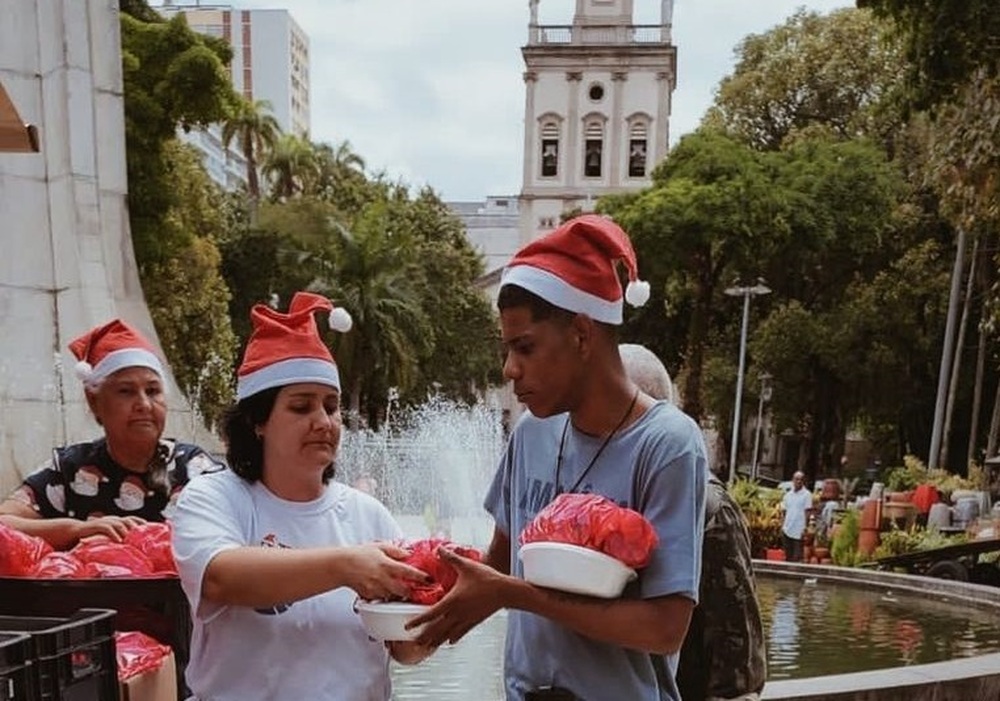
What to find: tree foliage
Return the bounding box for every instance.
[858,0,1000,110]
[221,171,499,428]
[141,143,238,428]
[707,8,907,151]
[120,8,235,266]
[603,129,781,419]
[119,1,240,428]
[222,97,280,203]
[605,128,922,473]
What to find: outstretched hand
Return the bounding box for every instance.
[344,541,430,601]
[407,545,509,647]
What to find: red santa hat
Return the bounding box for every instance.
[69,319,165,388]
[236,291,352,401]
[500,214,649,325]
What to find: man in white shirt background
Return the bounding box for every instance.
[781,471,813,562]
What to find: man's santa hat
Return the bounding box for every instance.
[70,319,165,388]
[500,214,650,325]
[236,291,352,401]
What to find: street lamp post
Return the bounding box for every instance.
[751,372,773,481]
[725,280,772,484]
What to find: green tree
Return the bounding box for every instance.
[706,8,906,152]
[263,133,317,201]
[222,97,280,203]
[119,2,239,427]
[141,142,238,428]
[316,201,433,428]
[387,188,500,404]
[120,7,236,267]
[309,140,372,216]
[858,0,1000,110]
[747,138,919,472]
[602,130,780,419]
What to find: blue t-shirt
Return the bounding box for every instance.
[484,400,708,701]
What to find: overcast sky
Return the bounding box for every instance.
[228,0,853,201]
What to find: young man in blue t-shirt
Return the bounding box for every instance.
[411,215,708,701]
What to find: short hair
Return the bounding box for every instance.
[497,284,576,324]
[222,386,335,484]
[497,283,621,345]
[619,343,676,404]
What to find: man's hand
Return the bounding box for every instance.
[407,546,510,647]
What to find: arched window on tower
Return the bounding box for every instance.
[584,120,603,178]
[540,121,560,178]
[628,120,649,178]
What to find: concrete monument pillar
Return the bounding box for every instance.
[0,0,217,495]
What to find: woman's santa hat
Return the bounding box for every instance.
[500,214,650,325]
[236,291,352,401]
[69,319,165,388]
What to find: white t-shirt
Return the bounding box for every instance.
[781,487,813,540]
[171,469,403,701]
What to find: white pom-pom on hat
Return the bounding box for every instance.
[329,307,353,333]
[74,360,94,382]
[625,279,651,307]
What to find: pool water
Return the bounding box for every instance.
[390,575,1000,698]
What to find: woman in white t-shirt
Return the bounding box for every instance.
[172,292,434,701]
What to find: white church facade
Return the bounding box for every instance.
[455,0,677,298]
[518,0,676,246]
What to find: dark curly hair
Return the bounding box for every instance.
[222,387,335,484]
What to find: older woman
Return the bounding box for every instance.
[0,319,224,550]
[171,291,433,701]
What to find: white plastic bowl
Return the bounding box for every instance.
[354,601,430,641]
[518,541,637,598]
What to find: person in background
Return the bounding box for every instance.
[618,343,677,405]
[620,343,766,701]
[781,471,813,562]
[171,292,434,701]
[410,215,709,701]
[0,319,224,549]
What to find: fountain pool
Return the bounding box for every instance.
[388,572,1000,699]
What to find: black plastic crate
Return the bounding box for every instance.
[0,632,32,701]
[0,577,189,699]
[0,609,118,701]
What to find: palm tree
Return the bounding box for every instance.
[262,134,316,200]
[311,140,369,213]
[312,205,431,428]
[221,97,280,206]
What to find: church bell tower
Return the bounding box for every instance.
[518,0,676,243]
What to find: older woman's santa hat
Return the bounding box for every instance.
[500,214,649,325]
[236,291,352,401]
[70,319,165,388]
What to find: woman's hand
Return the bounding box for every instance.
[386,640,437,665]
[343,541,429,601]
[73,515,146,543]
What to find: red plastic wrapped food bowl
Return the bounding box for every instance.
[354,601,430,641]
[518,542,637,598]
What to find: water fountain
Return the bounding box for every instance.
[337,395,505,548]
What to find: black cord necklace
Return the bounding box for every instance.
[555,389,640,495]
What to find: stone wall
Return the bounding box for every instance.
[0,0,217,496]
